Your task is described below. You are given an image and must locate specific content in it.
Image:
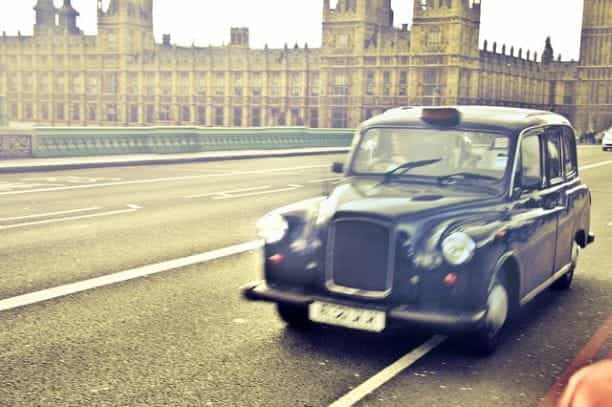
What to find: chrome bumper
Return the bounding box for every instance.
[241,281,487,332]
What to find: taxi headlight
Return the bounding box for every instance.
[256,214,289,244]
[441,232,476,265]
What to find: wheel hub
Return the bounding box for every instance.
[485,285,509,337]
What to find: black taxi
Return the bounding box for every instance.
[242,106,595,354]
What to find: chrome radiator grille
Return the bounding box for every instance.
[326,218,394,298]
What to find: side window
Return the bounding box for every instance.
[519,134,543,190]
[545,129,563,184]
[562,127,578,177]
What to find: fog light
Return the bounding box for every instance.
[443,272,458,287]
[268,254,284,265]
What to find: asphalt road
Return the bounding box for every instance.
[0,147,610,406]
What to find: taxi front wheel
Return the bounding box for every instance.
[277,304,311,328]
[470,276,510,356]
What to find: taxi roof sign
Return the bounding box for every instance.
[421,108,461,127]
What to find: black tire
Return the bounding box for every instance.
[276,304,311,328]
[552,242,579,290]
[470,275,511,356]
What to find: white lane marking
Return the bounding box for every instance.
[0,206,141,230]
[308,177,342,183]
[329,335,447,407]
[127,204,143,210]
[579,160,612,171]
[186,186,271,199]
[0,182,65,190]
[0,164,329,197]
[0,207,101,222]
[213,184,304,200]
[0,240,263,313]
[22,176,122,183]
[226,165,329,175]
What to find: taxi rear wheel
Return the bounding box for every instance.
[552,242,579,290]
[277,304,311,328]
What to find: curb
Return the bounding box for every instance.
[0,148,350,173]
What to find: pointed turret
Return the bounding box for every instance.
[58,0,81,35]
[542,37,554,64]
[33,0,56,36]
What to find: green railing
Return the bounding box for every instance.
[31,127,354,158]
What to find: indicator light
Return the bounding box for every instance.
[268,254,285,265]
[443,272,458,287]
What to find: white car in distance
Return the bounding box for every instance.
[602,129,612,151]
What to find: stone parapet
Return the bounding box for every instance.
[31,126,354,158]
[0,128,33,158]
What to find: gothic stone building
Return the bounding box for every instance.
[0,0,610,134]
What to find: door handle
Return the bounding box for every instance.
[542,199,557,210]
[543,192,565,210]
[522,196,542,209]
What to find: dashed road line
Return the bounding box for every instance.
[186,186,271,199]
[0,240,263,313]
[0,207,101,222]
[329,335,447,407]
[308,177,342,183]
[0,164,329,197]
[213,184,303,200]
[0,205,142,230]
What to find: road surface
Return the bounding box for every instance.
[0,147,610,406]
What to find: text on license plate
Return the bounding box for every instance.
[308,301,386,332]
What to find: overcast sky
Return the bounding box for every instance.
[0,0,585,60]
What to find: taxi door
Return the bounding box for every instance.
[552,126,582,273]
[511,129,559,296]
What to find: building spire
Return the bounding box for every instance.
[58,0,81,35]
[33,0,56,35]
[542,36,554,64]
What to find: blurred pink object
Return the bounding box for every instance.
[558,359,612,407]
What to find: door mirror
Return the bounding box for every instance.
[511,187,522,200]
[332,162,344,174]
[520,173,542,191]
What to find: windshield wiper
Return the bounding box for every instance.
[380,158,442,184]
[437,172,499,185]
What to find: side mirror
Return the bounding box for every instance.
[519,174,542,192]
[511,187,522,200]
[332,162,344,174]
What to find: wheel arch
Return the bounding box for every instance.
[575,229,588,249]
[490,252,522,311]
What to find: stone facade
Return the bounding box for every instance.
[0,0,610,134]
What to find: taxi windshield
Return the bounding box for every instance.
[351,128,511,181]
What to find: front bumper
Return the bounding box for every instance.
[241,281,487,333]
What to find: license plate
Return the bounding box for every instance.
[308,301,386,332]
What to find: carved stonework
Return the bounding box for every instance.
[424,27,445,53]
[0,134,33,158]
